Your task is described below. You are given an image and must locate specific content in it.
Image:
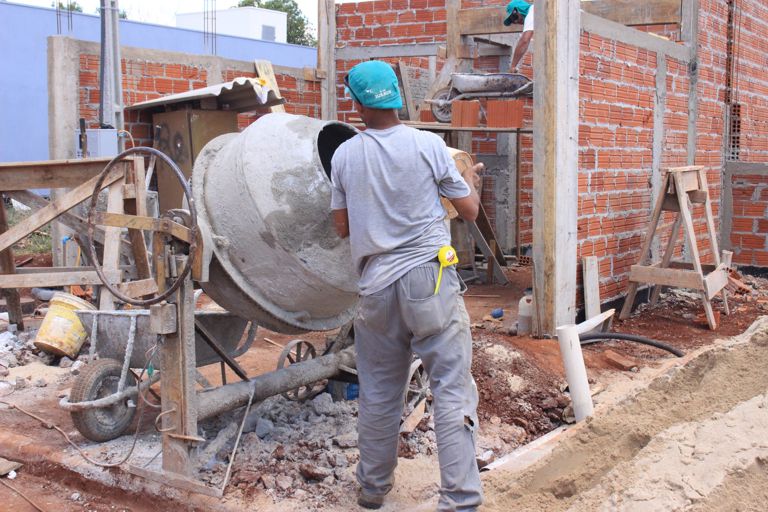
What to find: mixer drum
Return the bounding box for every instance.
[192,113,360,333]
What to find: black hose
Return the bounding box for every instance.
[580,332,685,358]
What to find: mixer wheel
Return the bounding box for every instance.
[277,339,326,401]
[70,358,137,442]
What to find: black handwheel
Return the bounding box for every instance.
[70,358,137,442]
[86,146,198,307]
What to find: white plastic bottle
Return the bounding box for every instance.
[517,288,533,335]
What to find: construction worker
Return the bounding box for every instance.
[330,60,484,511]
[504,0,534,73]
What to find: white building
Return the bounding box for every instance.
[176,6,288,43]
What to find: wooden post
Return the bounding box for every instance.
[0,198,24,330]
[318,0,337,120]
[532,0,580,335]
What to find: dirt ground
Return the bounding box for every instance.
[1,265,767,511]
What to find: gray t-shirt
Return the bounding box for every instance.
[330,124,471,295]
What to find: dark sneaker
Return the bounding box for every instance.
[357,491,385,509]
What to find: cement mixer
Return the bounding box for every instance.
[65,113,462,493]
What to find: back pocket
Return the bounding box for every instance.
[399,264,456,339]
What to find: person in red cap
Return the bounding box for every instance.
[330,60,484,511]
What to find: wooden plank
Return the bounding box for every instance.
[0,165,125,254]
[318,0,337,120]
[458,0,682,36]
[99,181,124,310]
[582,256,601,320]
[0,270,121,289]
[336,43,440,60]
[628,265,704,290]
[254,60,286,113]
[397,61,417,121]
[94,212,192,243]
[0,198,24,329]
[403,121,529,133]
[117,278,159,299]
[532,0,581,334]
[475,204,506,264]
[0,157,124,191]
[124,158,152,283]
[580,12,691,63]
[5,190,133,259]
[650,212,682,304]
[467,221,508,285]
[703,264,728,300]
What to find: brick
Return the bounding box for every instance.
[451,100,480,128]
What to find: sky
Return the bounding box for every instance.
[10,0,321,33]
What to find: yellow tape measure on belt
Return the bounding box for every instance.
[434,245,459,295]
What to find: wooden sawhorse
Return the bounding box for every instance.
[619,166,732,329]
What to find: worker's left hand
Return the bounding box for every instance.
[466,163,484,190]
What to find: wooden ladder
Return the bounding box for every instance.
[619,166,732,330]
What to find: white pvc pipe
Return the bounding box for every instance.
[555,325,595,422]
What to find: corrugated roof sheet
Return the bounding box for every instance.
[127,77,285,113]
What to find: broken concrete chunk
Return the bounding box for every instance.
[70,360,85,376]
[59,357,74,368]
[333,433,357,449]
[14,376,27,390]
[476,450,496,470]
[311,392,335,416]
[255,418,274,439]
[299,463,332,481]
[275,474,293,491]
[260,474,276,490]
[33,378,47,388]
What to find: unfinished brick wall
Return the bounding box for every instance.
[335,0,767,300]
[716,0,768,267]
[77,51,322,147]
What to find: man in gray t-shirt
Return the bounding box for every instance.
[331,60,484,511]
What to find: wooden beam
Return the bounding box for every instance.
[318,0,337,120]
[582,256,601,320]
[0,198,24,329]
[0,165,125,254]
[6,190,133,259]
[457,0,681,35]
[336,43,441,60]
[98,180,124,310]
[0,157,131,191]
[0,270,121,289]
[580,12,691,63]
[93,212,192,243]
[254,60,286,113]
[532,0,580,335]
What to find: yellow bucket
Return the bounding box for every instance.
[34,292,96,359]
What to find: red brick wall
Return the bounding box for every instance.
[77,53,322,146]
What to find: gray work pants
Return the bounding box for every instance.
[354,262,483,511]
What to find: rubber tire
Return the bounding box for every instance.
[430,88,454,123]
[70,358,136,442]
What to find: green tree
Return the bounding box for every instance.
[52,1,83,11]
[96,7,128,19]
[237,0,317,47]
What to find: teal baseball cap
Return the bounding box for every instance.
[503,0,531,26]
[344,60,403,110]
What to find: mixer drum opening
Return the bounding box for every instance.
[318,123,358,180]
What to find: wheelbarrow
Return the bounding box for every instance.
[59,307,257,442]
[426,72,533,123]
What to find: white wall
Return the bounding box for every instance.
[176,7,288,43]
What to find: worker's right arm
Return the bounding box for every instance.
[510,30,533,72]
[449,163,482,222]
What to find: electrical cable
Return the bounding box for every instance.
[0,478,47,512]
[580,332,685,357]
